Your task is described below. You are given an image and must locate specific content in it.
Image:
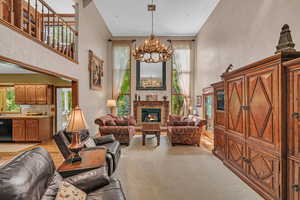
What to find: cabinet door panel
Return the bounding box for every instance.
[26,85,36,104]
[246,146,280,199]
[288,159,300,200]
[288,70,300,158]
[13,119,26,142]
[15,85,26,104]
[227,136,245,172]
[246,67,279,149]
[36,85,47,104]
[213,128,226,160]
[25,119,39,141]
[226,77,244,136]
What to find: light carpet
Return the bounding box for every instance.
[0,143,38,152]
[114,135,263,200]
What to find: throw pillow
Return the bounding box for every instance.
[84,137,96,148]
[55,181,86,200]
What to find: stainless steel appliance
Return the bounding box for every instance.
[0,119,12,142]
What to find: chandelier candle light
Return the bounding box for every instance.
[133,0,173,63]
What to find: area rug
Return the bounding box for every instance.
[0,143,38,153]
[115,135,263,200]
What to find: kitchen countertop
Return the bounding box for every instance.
[0,115,52,119]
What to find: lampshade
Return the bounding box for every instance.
[106,99,117,107]
[66,106,88,132]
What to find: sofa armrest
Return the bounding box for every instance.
[93,135,116,145]
[65,167,110,193]
[82,146,106,152]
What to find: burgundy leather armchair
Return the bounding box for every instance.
[167,115,207,146]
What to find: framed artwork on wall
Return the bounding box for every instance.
[88,50,104,91]
[145,94,158,101]
[196,95,202,107]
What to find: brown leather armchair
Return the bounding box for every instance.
[54,130,121,176]
[0,147,126,200]
[95,114,136,145]
[167,115,207,146]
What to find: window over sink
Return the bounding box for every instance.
[0,87,21,113]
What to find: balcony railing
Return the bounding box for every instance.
[0,0,78,62]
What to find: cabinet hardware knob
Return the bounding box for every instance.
[292,184,300,192]
[292,112,300,119]
[241,106,249,111]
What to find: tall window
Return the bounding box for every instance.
[0,87,21,113]
[171,42,192,115]
[113,42,131,116]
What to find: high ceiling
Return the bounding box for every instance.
[43,0,219,37]
[45,0,75,14]
[95,0,220,37]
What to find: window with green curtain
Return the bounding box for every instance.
[112,42,131,116]
[171,42,192,115]
[0,87,21,113]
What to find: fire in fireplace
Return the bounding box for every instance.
[141,108,161,123]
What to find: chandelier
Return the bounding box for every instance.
[133,0,173,63]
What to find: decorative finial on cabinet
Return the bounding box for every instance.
[225,64,233,73]
[275,24,296,54]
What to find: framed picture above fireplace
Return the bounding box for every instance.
[136,61,166,90]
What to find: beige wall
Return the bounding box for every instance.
[194,0,300,112]
[0,1,112,134]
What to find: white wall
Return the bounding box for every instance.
[0,0,112,135]
[194,0,300,109]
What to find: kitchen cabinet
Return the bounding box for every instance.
[12,117,52,142]
[12,119,25,142]
[15,84,53,105]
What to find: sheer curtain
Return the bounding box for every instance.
[112,41,131,116]
[172,41,192,115]
[112,42,131,99]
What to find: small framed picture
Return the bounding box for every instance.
[196,95,202,107]
[146,95,158,101]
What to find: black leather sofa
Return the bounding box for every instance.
[0,147,126,200]
[54,130,121,176]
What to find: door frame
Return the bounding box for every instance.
[0,55,79,135]
[0,55,79,107]
[202,86,214,128]
[54,86,72,132]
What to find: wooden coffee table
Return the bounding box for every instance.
[142,124,161,146]
[57,149,106,178]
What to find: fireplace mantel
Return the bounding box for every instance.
[133,101,169,126]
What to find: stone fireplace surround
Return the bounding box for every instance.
[133,101,169,126]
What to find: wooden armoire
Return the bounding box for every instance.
[212,52,300,200]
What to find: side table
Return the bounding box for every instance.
[57,149,106,178]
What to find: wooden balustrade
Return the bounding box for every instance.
[0,0,78,62]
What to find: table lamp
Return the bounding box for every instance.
[66,106,88,162]
[106,99,117,114]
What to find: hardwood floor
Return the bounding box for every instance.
[0,131,214,168]
[0,140,64,167]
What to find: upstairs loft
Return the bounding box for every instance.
[0,0,78,62]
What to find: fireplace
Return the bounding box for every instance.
[133,101,169,126]
[142,108,161,123]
